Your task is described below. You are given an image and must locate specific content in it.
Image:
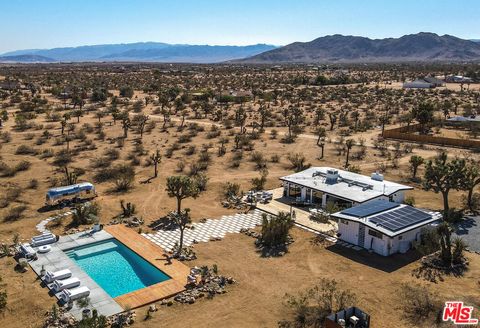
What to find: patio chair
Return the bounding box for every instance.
[52,277,80,292]
[44,269,72,283]
[19,243,36,259]
[59,286,90,303]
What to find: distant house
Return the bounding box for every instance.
[423,76,445,87]
[0,80,21,91]
[332,200,441,256]
[280,167,413,208]
[445,75,474,83]
[325,307,370,328]
[218,90,253,102]
[403,77,442,89]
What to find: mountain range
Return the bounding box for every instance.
[237,33,480,63]
[1,33,480,64]
[0,43,276,63]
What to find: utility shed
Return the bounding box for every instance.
[332,200,441,256]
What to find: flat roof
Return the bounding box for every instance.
[332,200,441,237]
[280,167,413,203]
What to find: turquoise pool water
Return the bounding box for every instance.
[65,239,170,298]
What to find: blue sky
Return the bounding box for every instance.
[0,0,478,53]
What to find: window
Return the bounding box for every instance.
[368,229,383,239]
[288,184,301,198]
[312,190,324,204]
[341,219,349,225]
[398,236,403,240]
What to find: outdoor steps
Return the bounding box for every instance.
[142,210,264,252]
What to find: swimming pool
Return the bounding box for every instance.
[65,239,171,298]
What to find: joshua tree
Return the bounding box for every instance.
[121,116,131,139]
[150,149,162,178]
[166,175,200,214]
[344,139,355,168]
[462,159,480,213]
[423,152,466,219]
[72,203,99,226]
[132,114,149,139]
[73,109,83,123]
[167,208,191,256]
[63,166,77,185]
[120,200,136,217]
[409,155,424,180]
[328,112,337,131]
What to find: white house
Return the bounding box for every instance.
[332,200,441,256]
[280,167,413,208]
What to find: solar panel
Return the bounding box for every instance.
[369,206,432,232]
[341,200,400,218]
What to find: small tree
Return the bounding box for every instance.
[409,155,424,180]
[150,149,162,178]
[166,175,200,214]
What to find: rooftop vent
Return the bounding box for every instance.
[326,169,339,184]
[371,172,384,182]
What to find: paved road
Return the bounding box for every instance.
[453,216,480,252]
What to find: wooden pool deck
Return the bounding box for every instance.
[104,225,190,309]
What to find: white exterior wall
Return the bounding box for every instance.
[339,220,427,256]
[338,220,360,245]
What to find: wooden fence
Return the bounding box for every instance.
[382,124,480,149]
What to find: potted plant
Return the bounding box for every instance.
[40,265,46,277]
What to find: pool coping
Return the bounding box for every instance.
[104,225,190,309]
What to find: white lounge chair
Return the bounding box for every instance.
[44,269,72,283]
[32,232,55,241]
[31,235,57,247]
[59,286,90,303]
[52,277,80,292]
[19,243,36,259]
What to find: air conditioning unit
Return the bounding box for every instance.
[337,318,346,327]
[371,172,384,181]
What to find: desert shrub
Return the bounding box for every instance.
[404,196,415,206]
[397,283,442,324]
[14,160,31,172]
[178,134,192,143]
[52,149,72,167]
[280,278,357,328]
[72,202,100,226]
[4,205,28,221]
[259,212,293,249]
[230,159,241,168]
[27,179,39,189]
[250,151,267,170]
[165,147,174,158]
[0,132,11,143]
[223,182,241,199]
[90,156,112,168]
[194,173,209,192]
[251,168,268,191]
[270,154,281,163]
[287,153,310,172]
[176,161,185,172]
[15,144,38,155]
[185,145,196,156]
